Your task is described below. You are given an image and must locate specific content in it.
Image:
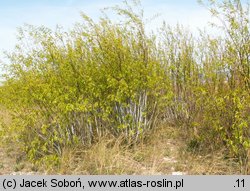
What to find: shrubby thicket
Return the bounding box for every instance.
[0,0,249,172]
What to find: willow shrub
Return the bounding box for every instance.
[0,0,249,171]
[158,24,201,130]
[182,0,250,172]
[157,0,250,172]
[0,2,170,165]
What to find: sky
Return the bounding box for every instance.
[0,0,215,74]
[0,0,213,51]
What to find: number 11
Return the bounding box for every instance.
[236,179,245,188]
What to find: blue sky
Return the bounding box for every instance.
[0,0,212,63]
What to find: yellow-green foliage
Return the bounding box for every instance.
[0,1,170,164]
[0,0,249,172]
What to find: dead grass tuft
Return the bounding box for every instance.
[0,117,246,175]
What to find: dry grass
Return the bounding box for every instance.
[0,106,246,175]
[50,136,162,175]
[43,125,182,175]
[44,124,244,175]
[177,149,242,174]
